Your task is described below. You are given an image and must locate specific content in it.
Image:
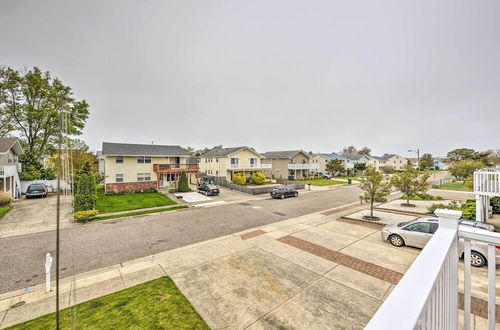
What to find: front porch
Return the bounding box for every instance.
[153,163,199,189]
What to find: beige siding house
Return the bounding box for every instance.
[102,142,198,193]
[367,154,409,171]
[261,150,318,179]
[0,138,23,198]
[199,147,271,182]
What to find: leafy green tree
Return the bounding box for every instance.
[251,172,266,185]
[0,67,89,158]
[177,172,189,192]
[326,159,345,175]
[359,147,371,156]
[447,148,492,166]
[354,162,367,172]
[359,167,392,219]
[184,146,195,157]
[448,160,484,181]
[419,153,435,171]
[391,165,431,205]
[341,146,357,156]
[74,172,97,212]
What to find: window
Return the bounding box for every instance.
[215,170,218,175]
[116,156,123,163]
[115,174,124,182]
[216,158,218,162]
[137,173,151,181]
[250,158,257,165]
[137,156,151,163]
[405,222,432,233]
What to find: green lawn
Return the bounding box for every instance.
[436,181,472,191]
[96,192,176,214]
[333,176,358,180]
[296,179,345,186]
[8,277,209,330]
[92,205,189,221]
[0,206,12,219]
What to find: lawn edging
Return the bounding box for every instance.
[90,205,189,222]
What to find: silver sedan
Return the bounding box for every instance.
[381,217,499,267]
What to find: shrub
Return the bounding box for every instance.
[379,166,395,174]
[232,173,246,185]
[251,172,266,185]
[0,193,12,207]
[73,210,99,222]
[491,197,500,214]
[144,188,158,193]
[74,173,97,212]
[177,172,189,192]
[402,193,443,201]
[427,201,461,214]
[460,199,476,220]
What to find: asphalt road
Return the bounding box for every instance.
[0,186,362,294]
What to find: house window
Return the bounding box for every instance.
[137,173,151,181]
[216,170,218,175]
[230,158,239,167]
[137,156,151,163]
[216,158,218,162]
[116,174,124,183]
[116,156,123,163]
[250,158,257,165]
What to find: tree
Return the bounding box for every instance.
[391,165,431,205]
[447,148,492,166]
[358,147,371,156]
[184,146,195,157]
[359,168,392,219]
[448,160,484,181]
[354,162,367,172]
[326,159,345,175]
[177,172,189,192]
[379,166,395,174]
[18,151,55,180]
[340,146,358,156]
[251,172,266,185]
[0,67,89,158]
[419,153,435,171]
[74,172,97,212]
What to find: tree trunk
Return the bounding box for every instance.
[370,202,374,218]
[407,197,410,205]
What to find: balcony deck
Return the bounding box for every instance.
[153,163,199,173]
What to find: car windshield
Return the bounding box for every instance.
[29,184,44,190]
[396,220,414,227]
[207,185,217,189]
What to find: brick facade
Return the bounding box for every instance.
[105,181,157,193]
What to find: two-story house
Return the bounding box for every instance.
[199,146,271,182]
[101,142,198,193]
[262,150,318,179]
[367,154,409,171]
[312,153,352,174]
[0,138,23,199]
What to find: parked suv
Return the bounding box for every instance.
[198,183,220,196]
[26,183,48,199]
[270,186,298,199]
[381,217,499,267]
[315,172,332,179]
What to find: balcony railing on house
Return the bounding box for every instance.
[0,165,18,177]
[474,167,500,196]
[287,163,320,170]
[366,209,500,330]
[153,163,199,173]
[229,163,272,170]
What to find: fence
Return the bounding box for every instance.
[20,180,71,193]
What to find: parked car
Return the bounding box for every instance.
[198,183,220,196]
[315,172,332,179]
[270,186,298,199]
[26,183,48,199]
[381,217,499,267]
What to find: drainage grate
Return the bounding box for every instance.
[273,212,286,216]
[239,202,251,206]
[10,301,25,309]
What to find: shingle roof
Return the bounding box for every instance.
[201,146,260,157]
[373,154,397,161]
[262,150,309,159]
[0,138,23,154]
[343,154,366,161]
[101,142,188,156]
[317,153,347,161]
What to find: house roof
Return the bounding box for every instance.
[317,153,347,161]
[343,154,366,161]
[101,142,188,156]
[201,146,262,158]
[372,154,397,161]
[0,138,23,155]
[262,150,310,159]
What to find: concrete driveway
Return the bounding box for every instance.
[0,194,73,238]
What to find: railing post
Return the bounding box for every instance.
[435,209,462,330]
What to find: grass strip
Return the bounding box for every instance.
[92,205,189,221]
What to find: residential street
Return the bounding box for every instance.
[0,185,364,294]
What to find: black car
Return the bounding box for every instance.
[26,183,48,199]
[270,186,298,199]
[198,184,220,196]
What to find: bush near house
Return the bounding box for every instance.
[427,199,477,220]
[177,172,189,192]
[74,173,97,212]
[251,172,266,185]
[379,166,396,174]
[232,173,246,185]
[73,210,99,222]
[491,197,500,214]
[0,193,12,207]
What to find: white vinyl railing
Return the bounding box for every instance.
[288,163,320,170]
[229,163,272,170]
[474,168,500,196]
[367,209,500,330]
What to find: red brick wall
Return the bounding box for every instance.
[105,181,157,194]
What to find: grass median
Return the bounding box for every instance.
[8,276,209,330]
[295,179,346,187]
[435,181,471,191]
[91,205,189,221]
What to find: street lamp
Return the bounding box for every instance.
[408,149,420,169]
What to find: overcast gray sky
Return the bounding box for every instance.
[1,0,499,157]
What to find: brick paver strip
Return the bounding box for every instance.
[374,207,427,216]
[320,203,362,216]
[278,235,403,284]
[336,217,386,230]
[278,235,500,323]
[240,229,266,240]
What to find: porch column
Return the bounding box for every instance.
[11,176,14,198]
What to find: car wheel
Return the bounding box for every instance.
[470,251,487,267]
[389,234,405,247]
[280,194,285,199]
[294,192,298,197]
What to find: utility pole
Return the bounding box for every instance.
[408,149,420,169]
[56,111,62,330]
